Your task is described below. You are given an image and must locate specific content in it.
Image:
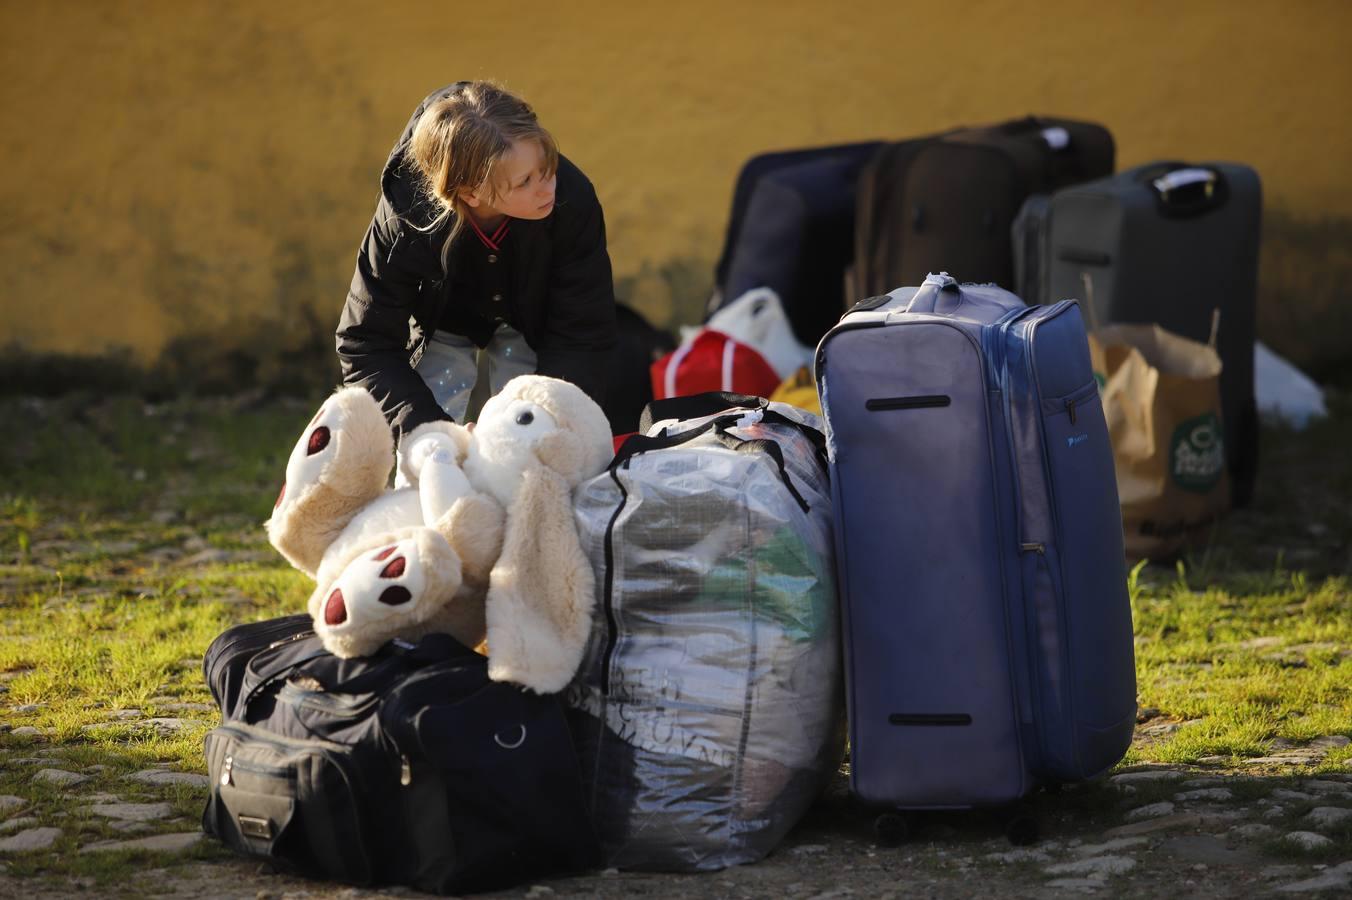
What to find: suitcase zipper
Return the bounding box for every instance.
[1018,302,1083,775]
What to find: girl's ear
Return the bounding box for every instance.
[457,187,481,209]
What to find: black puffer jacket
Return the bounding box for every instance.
[336,85,617,437]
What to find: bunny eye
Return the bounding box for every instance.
[515,410,534,426]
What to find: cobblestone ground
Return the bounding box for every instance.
[2,745,1351,898]
[1,393,1349,896]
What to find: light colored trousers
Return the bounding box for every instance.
[415,324,538,424]
[396,324,537,489]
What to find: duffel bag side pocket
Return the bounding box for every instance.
[399,681,600,894]
[204,724,377,886]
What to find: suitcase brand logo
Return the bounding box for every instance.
[1170,413,1225,493]
[1066,433,1089,448]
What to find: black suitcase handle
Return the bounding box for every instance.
[1140,162,1230,218]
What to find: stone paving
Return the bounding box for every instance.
[1,718,1350,898]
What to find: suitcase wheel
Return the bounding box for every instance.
[1003,811,1040,846]
[872,812,912,847]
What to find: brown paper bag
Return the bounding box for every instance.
[1089,322,1230,560]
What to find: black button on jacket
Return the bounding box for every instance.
[336,84,618,437]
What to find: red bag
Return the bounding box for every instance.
[649,329,782,401]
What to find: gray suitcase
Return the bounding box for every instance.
[1013,162,1262,506]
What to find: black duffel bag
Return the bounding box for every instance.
[201,617,599,894]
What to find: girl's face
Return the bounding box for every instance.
[461,139,556,221]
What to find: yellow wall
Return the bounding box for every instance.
[2,0,1349,365]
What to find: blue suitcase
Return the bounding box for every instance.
[815,273,1136,819]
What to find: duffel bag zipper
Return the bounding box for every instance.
[277,680,382,718]
[219,753,299,786]
[211,619,311,662]
[239,639,419,715]
[267,630,315,650]
[206,620,314,704]
[214,724,370,797]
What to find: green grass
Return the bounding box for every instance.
[0,388,1350,888]
[1120,392,1352,768]
[0,392,317,890]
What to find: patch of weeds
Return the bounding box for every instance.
[1223,778,1278,803]
[0,494,42,562]
[1260,830,1352,864]
[1315,745,1352,772]
[1043,779,1137,824]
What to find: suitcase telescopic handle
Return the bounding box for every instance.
[1145,164,1229,217]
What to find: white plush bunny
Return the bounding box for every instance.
[265,375,613,693]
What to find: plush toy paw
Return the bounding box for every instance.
[417,447,474,527]
[268,388,394,577]
[398,421,471,487]
[306,527,463,659]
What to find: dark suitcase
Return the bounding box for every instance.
[854,117,1113,296]
[1012,161,1262,506]
[815,274,1136,820]
[201,619,598,894]
[714,143,882,345]
[714,142,883,292]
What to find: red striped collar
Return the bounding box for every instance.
[466,214,511,251]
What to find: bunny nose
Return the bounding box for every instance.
[379,586,412,606]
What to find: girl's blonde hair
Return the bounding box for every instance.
[408,81,559,268]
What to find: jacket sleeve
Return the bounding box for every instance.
[534,178,618,411]
[336,188,453,437]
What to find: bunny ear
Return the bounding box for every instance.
[533,429,586,483]
[484,464,595,693]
